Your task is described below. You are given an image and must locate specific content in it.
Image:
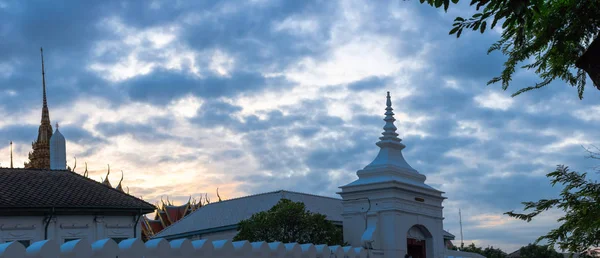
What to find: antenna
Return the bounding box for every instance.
[9,141,13,168]
[459,209,464,250]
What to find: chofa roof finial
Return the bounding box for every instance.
[115,170,124,192]
[216,188,223,202]
[83,162,88,177]
[71,157,76,172]
[102,164,112,187]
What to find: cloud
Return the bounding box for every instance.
[2,0,600,253]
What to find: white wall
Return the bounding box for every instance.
[0,215,140,246]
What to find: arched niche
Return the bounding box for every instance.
[406,225,433,258]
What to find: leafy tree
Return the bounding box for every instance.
[518,243,563,258]
[505,163,600,256]
[462,243,484,254]
[233,199,345,246]
[459,243,507,258]
[416,0,600,99]
[482,246,508,258]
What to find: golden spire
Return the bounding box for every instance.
[38,48,52,142]
[9,141,13,168]
[216,187,222,202]
[83,162,88,177]
[101,164,112,187]
[24,48,53,169]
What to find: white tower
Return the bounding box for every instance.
[50,123,66,170]
[338,92,446,258]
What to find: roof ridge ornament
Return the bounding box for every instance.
[83,162,88,177]
[102,164,112,187]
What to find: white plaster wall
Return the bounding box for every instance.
[342,212,367,247]
[0,216,44,245]
[340,183,447,258]
[0,215,138,245]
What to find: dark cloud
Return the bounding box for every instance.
[60,125,105,146]
[94,120,175,143]
[0,124,39,144]
[123,69,291,106]
[3,0,600,252]
[347,76,391,91]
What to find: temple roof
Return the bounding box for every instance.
[0,168,155,214]
[153,189,456,240]
[153,190,343,239]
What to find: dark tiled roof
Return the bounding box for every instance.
[0,168,155,211]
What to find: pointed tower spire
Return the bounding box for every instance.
[351,92,425,183]
[40,48,50,127]
[378,91,403,145]
[9,141,13,168]
[24,48,53,169]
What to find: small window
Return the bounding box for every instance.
[112,237,128,244]
[16,240,31,247]
[64,238,79,243]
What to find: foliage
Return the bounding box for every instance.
[417,0,600,99]
[483,246,508,258]
[460,243,507,258]
[505,164,600,255]
[518,243,563,258]
[233,199,345,246]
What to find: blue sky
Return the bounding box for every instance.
[1,0,599,252]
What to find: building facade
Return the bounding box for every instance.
[0,169,156,246]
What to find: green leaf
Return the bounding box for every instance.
[434,0,443,8]
[454,17,465,22]
[491,17,498,28]
[444,0,449,11]
[456,28,462,38]
[449,27,460,35]
[473,12,482,18]
[451,0,459,3]
[480,21,486,33]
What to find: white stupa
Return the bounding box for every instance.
[338,92,447,258]
[50,123,66,170]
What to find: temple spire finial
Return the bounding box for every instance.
[378,91,402,143]
[10,141,13,168]
[40,47,50,125]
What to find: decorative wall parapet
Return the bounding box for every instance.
[0,237,368,258]
[0,224,36,231]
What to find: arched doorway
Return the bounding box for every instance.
[406,225,432,258]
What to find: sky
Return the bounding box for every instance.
[1,0,599,253]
